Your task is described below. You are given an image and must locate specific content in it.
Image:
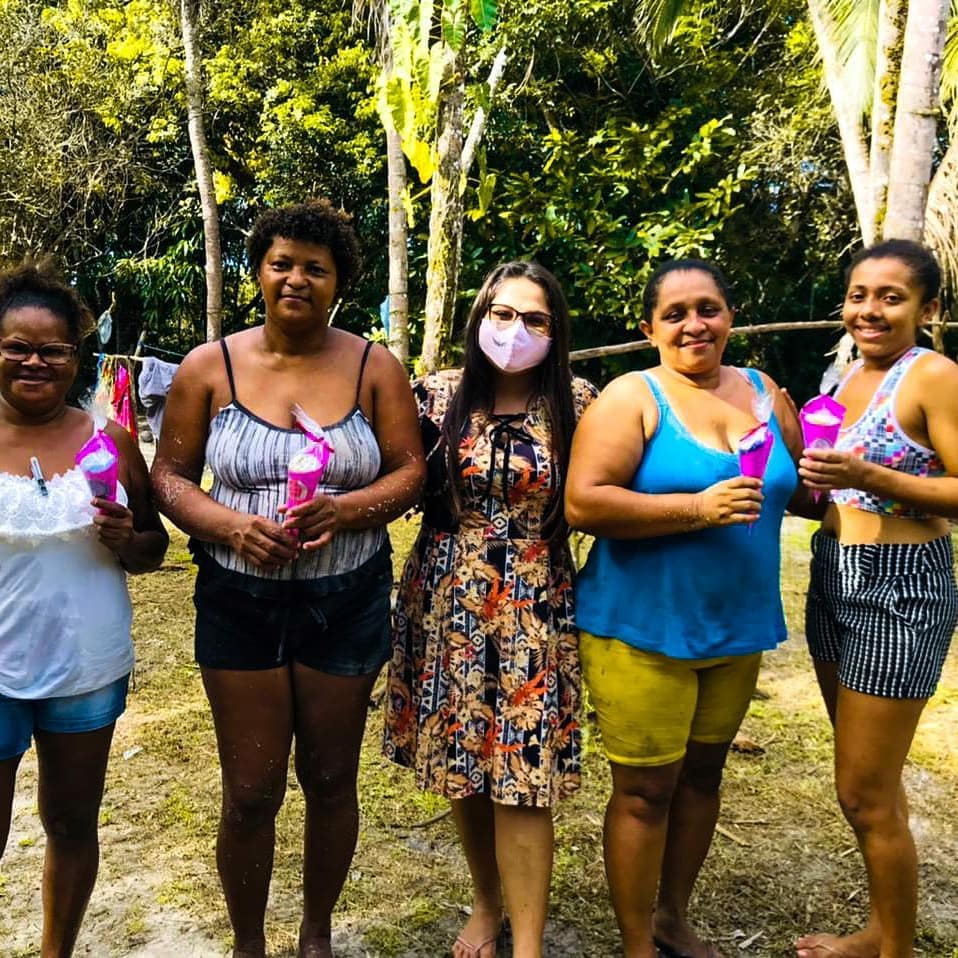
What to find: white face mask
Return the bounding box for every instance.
[477,316,552,372]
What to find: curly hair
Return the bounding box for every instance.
[247,199,363,294]
[0,262,95,342]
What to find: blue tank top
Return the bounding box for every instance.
[576,369,797,659]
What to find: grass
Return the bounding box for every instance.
[0,517,955,957]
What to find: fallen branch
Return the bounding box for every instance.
[715,823,749,846]
[390,807,452,829]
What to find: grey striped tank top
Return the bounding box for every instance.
[197,338,385,580]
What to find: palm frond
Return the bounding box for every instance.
[632,0,693,53]
[925,138,958,299]
[830,0,880,118]
[352,0,391,60]
[941,3,958,122]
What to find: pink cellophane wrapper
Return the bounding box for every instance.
[285,441,333,511]
[75,431,119,502]
[737,422,774,479]
[285,404,334,512]
[799,394,846,502]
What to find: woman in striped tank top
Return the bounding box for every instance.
[152,201,425,958]
[797,240,958,958]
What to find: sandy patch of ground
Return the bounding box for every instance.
[1,520,955,957]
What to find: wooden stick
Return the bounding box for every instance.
[569,319,958,362]
[570,320,843,362]
[390,807,452,829]
[715,823,749,846]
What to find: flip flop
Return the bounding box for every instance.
[654,937,721,958]
[453,932,497,957]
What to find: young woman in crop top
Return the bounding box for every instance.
[796,240,958,958]
[0,264,167,957]
[152,201,425,958]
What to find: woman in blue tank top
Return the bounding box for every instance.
[565,260,815,958]
[152,201,425,958]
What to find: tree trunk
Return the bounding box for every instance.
[869,0,904,240]
[460,45,508,177]
[181,0,223,342]
[386,125,410,364]
[807,0,875,243]
[883,0,948,241]
[419,44,466,375]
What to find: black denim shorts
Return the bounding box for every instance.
[192,543,392,676]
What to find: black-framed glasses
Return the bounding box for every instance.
[0,339,78,366]
[487,303,553,337]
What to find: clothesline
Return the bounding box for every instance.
[96,345,186,364]
[98,353,145,363]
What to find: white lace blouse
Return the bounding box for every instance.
[0,443,133,700]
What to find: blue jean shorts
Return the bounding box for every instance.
[0,673,130,761]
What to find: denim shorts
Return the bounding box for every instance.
[0,673,130,761]
[193,544,393,675]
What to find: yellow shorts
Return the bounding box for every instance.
[580,631,762,767]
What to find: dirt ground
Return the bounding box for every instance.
[1,518,956,958]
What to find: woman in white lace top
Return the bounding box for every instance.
[0,264,167,957]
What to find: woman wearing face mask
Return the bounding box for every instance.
[383,262,597,958]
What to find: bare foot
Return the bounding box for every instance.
[652,921,726,958]
[794,930,880,958]
[298,935,333,958]
[233,941,267,958]
[452,905,501,958]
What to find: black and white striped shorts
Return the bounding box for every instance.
[805,532,958,699]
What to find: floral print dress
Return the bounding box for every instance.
[383,370,597,807]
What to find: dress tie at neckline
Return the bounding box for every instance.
[484,413,534,503]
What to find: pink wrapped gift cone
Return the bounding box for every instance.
[285,440,334,512]
[738,422,775,479]
[285,404,334,533]
[75,430,119,502]
[800,394,846,502]
[800,394,845,450]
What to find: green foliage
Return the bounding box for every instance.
[0,0,387,361]
[376,0,497,184]
[1,0,865,398]
[446,0,858,397]
[486,115,752,331]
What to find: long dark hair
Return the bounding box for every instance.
[438,261,576,541]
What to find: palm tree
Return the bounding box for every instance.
[636,0,955,347]
[363,0,504,372]
[637,1,954,240]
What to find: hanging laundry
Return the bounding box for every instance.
[137,356,179,440]
[111,363,138,440]
[91,355,139,440]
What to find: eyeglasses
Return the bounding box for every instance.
[0,339,78,366]
[487,304,553,337]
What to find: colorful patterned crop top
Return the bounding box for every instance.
[829,346,945,518]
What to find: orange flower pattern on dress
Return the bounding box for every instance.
[383,370,598,807]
